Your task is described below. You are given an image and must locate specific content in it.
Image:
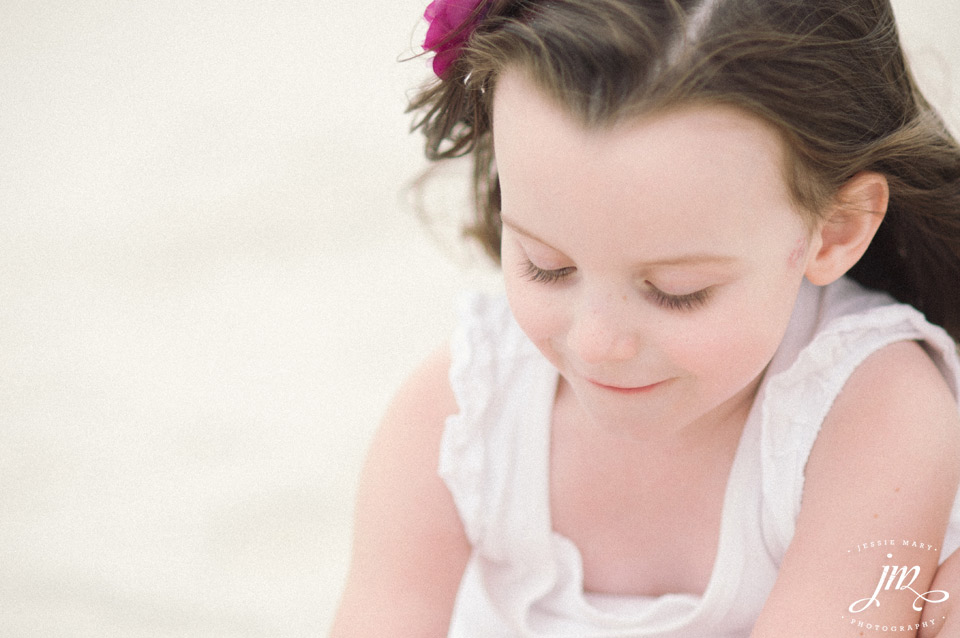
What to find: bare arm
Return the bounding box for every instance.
[331,346,471,637]
[751,340,960,638]
[919,546,960,637]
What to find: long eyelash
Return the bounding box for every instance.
[648,286,711,311]
[518,261,709,309]
[520,260,574,284]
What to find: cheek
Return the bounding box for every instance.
[504,280,567,350]
[501,240,568,350]
[664,321,778,402]
[664,289,795,390]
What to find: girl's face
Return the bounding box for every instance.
[494,70,817,441]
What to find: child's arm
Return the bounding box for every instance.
[750,340,960,638]
[920,549,960,637]
[330,346,470,637]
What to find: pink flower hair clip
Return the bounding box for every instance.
[423,0,489,78]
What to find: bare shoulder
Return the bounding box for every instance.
[379,343,459,444]
[331,344,470,637]
[840,338,957,418]
[752,340,960,637]
[359,343,461,536]
[804,339,960,532]
[818,339,960,462]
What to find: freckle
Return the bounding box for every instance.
[873,513,879,519]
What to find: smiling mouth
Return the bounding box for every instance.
[588,379,667,394]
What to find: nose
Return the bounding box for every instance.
[567,293,640,365]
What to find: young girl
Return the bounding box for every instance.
[333,1,960,636]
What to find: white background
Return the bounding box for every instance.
[1,1,957,636]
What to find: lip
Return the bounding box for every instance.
[587,378,667,394]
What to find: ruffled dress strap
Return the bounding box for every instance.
[438,292,558,554]
[759,278,960,559]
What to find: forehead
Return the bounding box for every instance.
[491,69,804,256]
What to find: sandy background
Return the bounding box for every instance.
[0,1,957,636]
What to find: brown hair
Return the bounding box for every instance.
[409,0,960,341]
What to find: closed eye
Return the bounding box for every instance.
[647,284,712,311]
[520,260,576,284]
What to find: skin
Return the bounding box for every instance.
[922,552,960,636]
[332,69,960,636]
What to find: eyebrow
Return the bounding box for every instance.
[500,215,740,267]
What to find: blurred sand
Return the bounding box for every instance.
[0,1,956,636]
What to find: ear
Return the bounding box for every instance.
[804,172,888,286]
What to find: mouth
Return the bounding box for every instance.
[587,378,667,395]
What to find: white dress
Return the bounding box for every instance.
[439,277,960,637]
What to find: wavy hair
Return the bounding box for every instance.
[409,0,960,341]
